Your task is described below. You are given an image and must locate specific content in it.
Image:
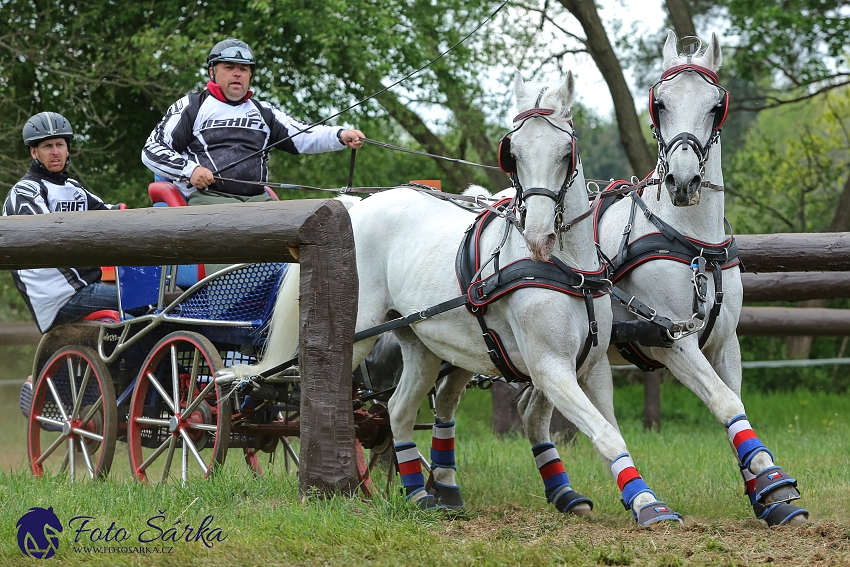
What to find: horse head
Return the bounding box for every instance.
[505,70,579,261]
[650,31,726,206]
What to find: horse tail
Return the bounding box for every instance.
[227,262,301,379]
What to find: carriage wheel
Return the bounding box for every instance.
[28,346,117,481]
[128,331,230,483]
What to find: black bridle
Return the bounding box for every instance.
[649,64,728,187]
[502,96,580,232]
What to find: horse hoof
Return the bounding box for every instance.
[636,501,683,526]
[568,502,593,517]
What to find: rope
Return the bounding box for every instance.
[359,138,502,170]
[214,0,511,176]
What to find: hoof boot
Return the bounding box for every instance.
[636,501,683,526]
[755,502,808,526]
[427,482,464,509]
[549,485,593,516]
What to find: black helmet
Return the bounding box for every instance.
[207,38,255,71]
[23,112,74,147]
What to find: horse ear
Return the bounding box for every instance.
[514,69,527,102]
[662,30,678,69]
[555,71,575,114]
[704,33,722,72]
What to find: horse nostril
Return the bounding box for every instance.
[665,174,675,192]
[688,175,701,194]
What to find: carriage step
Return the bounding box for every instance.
[19,379,33,419]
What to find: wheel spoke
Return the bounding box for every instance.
[182,435,189,485]
[68,438,76,480]
[67,357,78,413]
[185,423,218,432]
[77,437,95,479]
[73,428,104,443]
[35,415,64,428]
[78,396,104,428]
[59,449,69,474]
[170,345,180,413]
[282,437,300,467]
[146,372,175,413]
[138,436,173,473]
[35,432,70,464]
[70,366,92,420]
[46,377,69,421]
[161,436,177,483]
[188,349,200,404]
[134,417,170,427]
[180,429,209,474]
[183,379,215,416]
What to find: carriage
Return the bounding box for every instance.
[24,183,394,487]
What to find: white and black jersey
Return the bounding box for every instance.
[3,162,117,333]
[142,84,346,197]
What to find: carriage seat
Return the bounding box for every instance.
[147,181,280,206]
[81,310,121,323]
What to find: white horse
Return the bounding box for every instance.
[228,69,683,525]
[594,31,807,526]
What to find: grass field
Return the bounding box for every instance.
[0,344,848,566]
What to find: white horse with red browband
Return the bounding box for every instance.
[595,31,807,526]
[222,69,684,524]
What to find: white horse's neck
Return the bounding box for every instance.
[647,140,726,243]
[552,166,600,270]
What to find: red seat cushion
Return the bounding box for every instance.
[81,310,120,323]
[148,182,188,207]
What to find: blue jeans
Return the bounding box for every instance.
[51,283,119,328]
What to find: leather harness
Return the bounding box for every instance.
[593,180,742,371]
[456,200,610,382]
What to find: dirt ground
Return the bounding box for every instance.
[440,505,850,566]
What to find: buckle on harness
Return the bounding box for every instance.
[643,208,653,220]
[590,320,598,335]
[622,223,632,235]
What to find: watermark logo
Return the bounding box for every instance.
[16,507,63,559]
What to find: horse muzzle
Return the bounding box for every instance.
[524,231,555,261]
[666,173,701,206]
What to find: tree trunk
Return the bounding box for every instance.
[663,0,697,40]
[557,0,656,176]
[491,382,578,443]
[643,371,661,431]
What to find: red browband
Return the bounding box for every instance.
[512,107,555,122]
[660,64,718,84]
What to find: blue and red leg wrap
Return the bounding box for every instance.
[395,442,425,499]
[430,419,457,474]
[725,414,773,470]
[611,453,654,510]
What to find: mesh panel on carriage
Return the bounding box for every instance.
[168,263,288,325]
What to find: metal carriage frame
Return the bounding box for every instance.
[26,258,391,487]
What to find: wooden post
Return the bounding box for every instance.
[643,371,661,432]
[491,382,578,443]
[0,200,360,496]
[737,232,850,272]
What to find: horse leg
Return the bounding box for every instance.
[528,356,682,525]
[387,332,443,509]
[657,339,808,526]
[425,367,473,509]
[517,386,593,516]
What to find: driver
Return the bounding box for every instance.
[141,37,365,204]
[3,112,127,334]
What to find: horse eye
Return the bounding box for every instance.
[657,100,666,111]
